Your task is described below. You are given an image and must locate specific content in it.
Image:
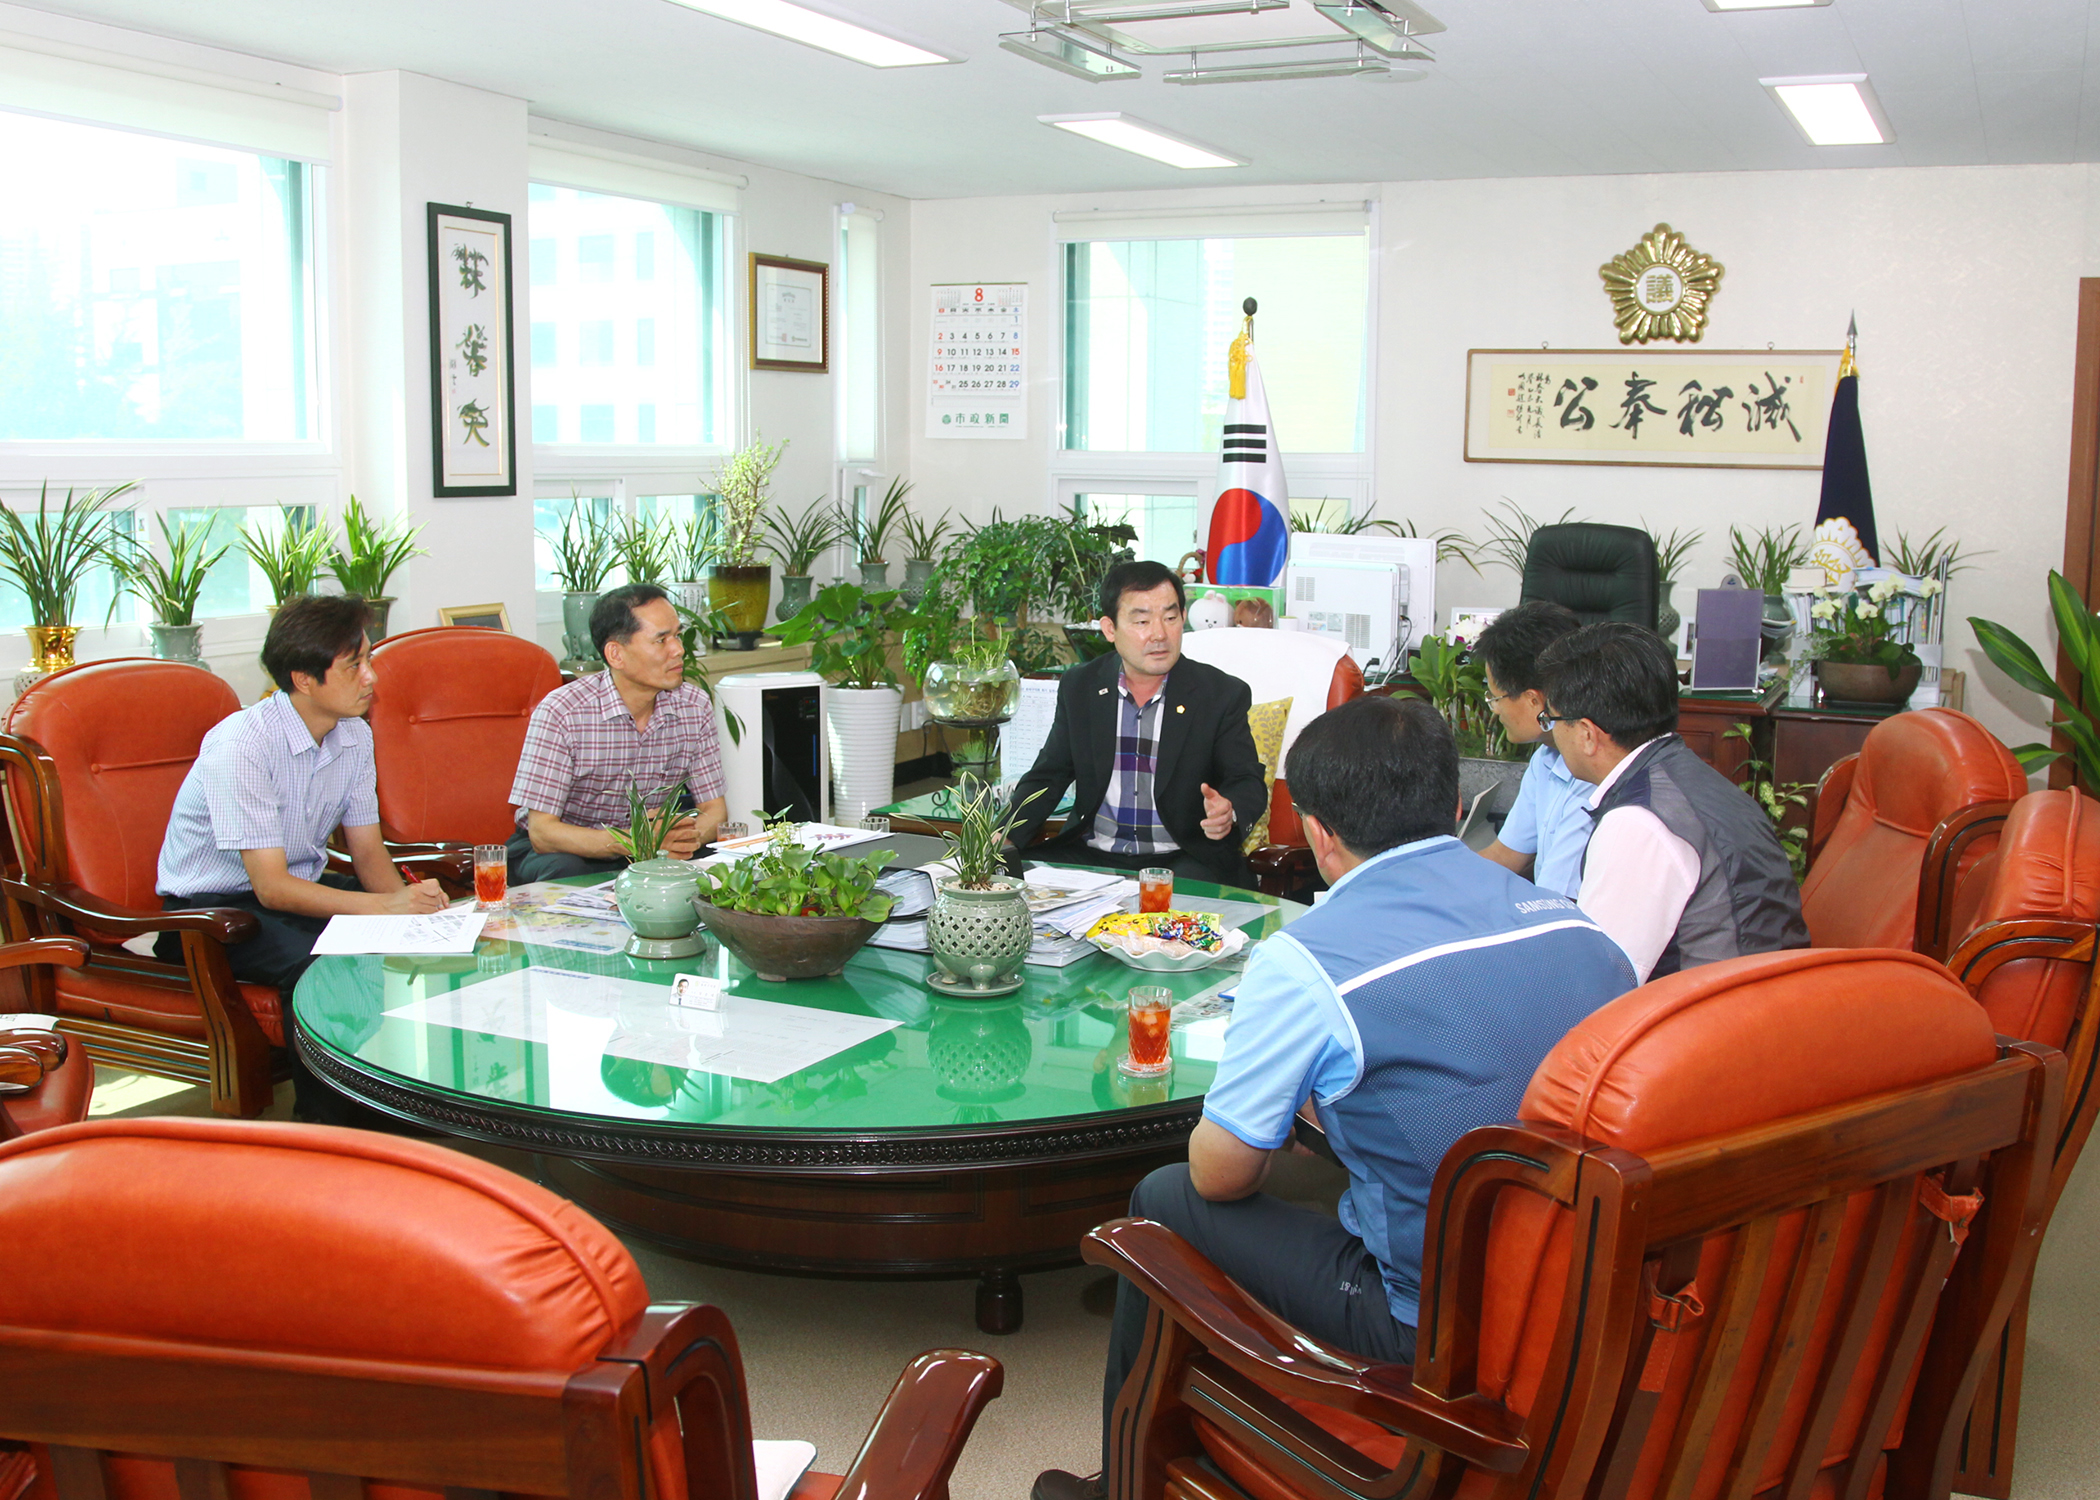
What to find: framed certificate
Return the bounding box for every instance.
[749,253,829,373]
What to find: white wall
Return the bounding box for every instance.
[909,165,2095,751]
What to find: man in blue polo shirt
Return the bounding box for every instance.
[1475,601,1590,896]
[1033,695,1637,1500]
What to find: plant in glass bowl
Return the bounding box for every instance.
[1804,575,1938,707]
[110,514,231,666]
[608,777,705,960]
[925,780,1040,998]
[690,812,894,980]
[0,481,137,676]
[541,501,613,668]
[921,629,1021,726]
[776,582,925,821]
[707,436,786,646]
[763,495,844,623]
[326,495,426,641]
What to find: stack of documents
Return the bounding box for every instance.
[313,908,487,955]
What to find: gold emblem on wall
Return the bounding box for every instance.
[1599,224,1724,344]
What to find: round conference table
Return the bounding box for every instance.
[291,835,1303,1333]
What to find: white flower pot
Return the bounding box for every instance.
[824,684,902,823]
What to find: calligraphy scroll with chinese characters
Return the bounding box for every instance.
[1464,349,1841,471]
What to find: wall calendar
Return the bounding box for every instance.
[927,283,1026,440]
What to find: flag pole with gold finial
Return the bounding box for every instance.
[1228,297,1255,399]
[1837,309,1858,380]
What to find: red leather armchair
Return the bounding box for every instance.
[1929,789,2100,1497]
[0,660,284,1117]
[369,626,563,847]
[0,1117,1003,1500]
[1799,707,2027,953]
[1090,949,2057,1500]
[1176,628,1365,896]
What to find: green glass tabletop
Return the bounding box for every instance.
[294,862,1301,1135]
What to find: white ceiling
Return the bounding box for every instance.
[17,0,2100,198]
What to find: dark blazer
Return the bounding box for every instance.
[1007,652,1268,874]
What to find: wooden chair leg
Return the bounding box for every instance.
[1952,1277,2031,1500]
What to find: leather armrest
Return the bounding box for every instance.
[1084,1218,1526,1473]
[0,1046,47,1092]
[0,938,88,973]
[4,879,259,944]
[1807,753,1859,867]
[1246,843,1312,877]
[830,1349,1006,1500]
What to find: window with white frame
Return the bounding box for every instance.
[533,488,716,592]
[0,110,319,443]
[837,208,880,463]
[526,184,729,450]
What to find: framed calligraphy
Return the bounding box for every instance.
[749,253,830,372]
[1464,348,1841,470]
[427,203,517,497]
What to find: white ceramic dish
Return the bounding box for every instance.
[1088,926,1248,973]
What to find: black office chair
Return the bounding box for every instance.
[1519,522,1659,629]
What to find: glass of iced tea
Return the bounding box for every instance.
[1139,867,1173,913]
[1122,986,1173,1077]
[473,844,507,909]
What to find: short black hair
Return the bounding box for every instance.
[262,595,372,693]
[1534,622,1679,751]
[1474,601,1583,698]
[592,583,672,661]
[1098,560,1185,621]
[1284,695,1457,857]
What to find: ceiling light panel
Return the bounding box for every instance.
[1701,0,1828,10]
[1311,0,1436,57]
[1000,26,1140,80]
[1760,73,1892,145]
[664,0,955,67]
[1039,113,1246,168]
[1164,53,1393,83]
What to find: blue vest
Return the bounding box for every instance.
[1286,838,1636,1325]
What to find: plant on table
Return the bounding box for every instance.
[914,508,1136,674]
[924,780,1041,996]
[851,477,913,566]
[764,496,844,578]
[110,514,231,627]
[1804,575,1938,676]
[608,776,690,863]
[1971,571,2100,783]
[937,780,1039,890]
[326,495,426,600]
[1725,523,1809,595]
[775,582,924,690]
[610,512,677,586]
[693,811,894,920]
[1410,632,1508,759]
[239,505,332,607]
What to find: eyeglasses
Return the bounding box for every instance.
[1483,687,1514,707]
[1536,710,1577,735]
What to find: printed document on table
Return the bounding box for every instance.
[313,908,486,955]
[384,965,899,1084]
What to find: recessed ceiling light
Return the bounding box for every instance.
[1760,73,1892,145]
[664,0,955,67]
[1038,113,1245,168]
[1701,0,1829,11]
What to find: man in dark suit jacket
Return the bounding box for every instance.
[1005,560,1268,885]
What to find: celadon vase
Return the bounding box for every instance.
[561,591,602,669]
[777,574,815,623]
[901,558,938,605]
[858,560,891,590]
[613,856,704,960]
[926,878,1033,998]
[148,622,206,666]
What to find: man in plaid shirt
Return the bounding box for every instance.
[506,583,728,882]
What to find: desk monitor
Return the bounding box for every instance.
[1690,588,1764,692]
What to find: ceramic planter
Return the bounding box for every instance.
[668,580,709,623]
[1655,581,1681,644]
[613,856,705,960]
[709,565,771,646]
[362,597,394,643]
[825,684,903,823]
[902,558,938,605]
[777,574,815,622]
[926,877,1033,998]
[858,560,891,590]
[148,622,206,666]
[1814,659,1922,708]
[23,625,77,674]
[561,590,602,666]
[692,899,878,980]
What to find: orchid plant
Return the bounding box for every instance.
[1805,574,1944,677]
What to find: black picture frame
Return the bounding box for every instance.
[427,202,518,497]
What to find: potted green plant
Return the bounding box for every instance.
[1410,632,1520,810]
[775,582,925,821]
[662,509,720,627]
[763,496,844,623]
[1726,523,1809,660]
[1803,575,1937,706]
[240,505,331,613]
[924,779,1039,998]
[850,477,913,590]
[897,507,952,605]
[110,514,231,667]
[610,512,676,589]
[691,812,894,980]
[1972,572,2100,783]
[608,778,705,960]
[541,502,613,670]
[1644,523,1705,644]
[1887,527,1985,653]
[326,495,426,642]
[1463,498,1583,577]
[707,436,786,647]
[914,508,1135,673]
[0,481,136,675]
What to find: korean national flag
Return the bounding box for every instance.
[1204,349,1290,587]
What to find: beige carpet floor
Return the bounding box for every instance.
[80,1067,2100,1500]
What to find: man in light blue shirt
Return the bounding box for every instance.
[1034,696,1636,1500]
[1476,601,1591,896]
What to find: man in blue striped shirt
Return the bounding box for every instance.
[1036,696,1637,1500]
[157,597,445,1110]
